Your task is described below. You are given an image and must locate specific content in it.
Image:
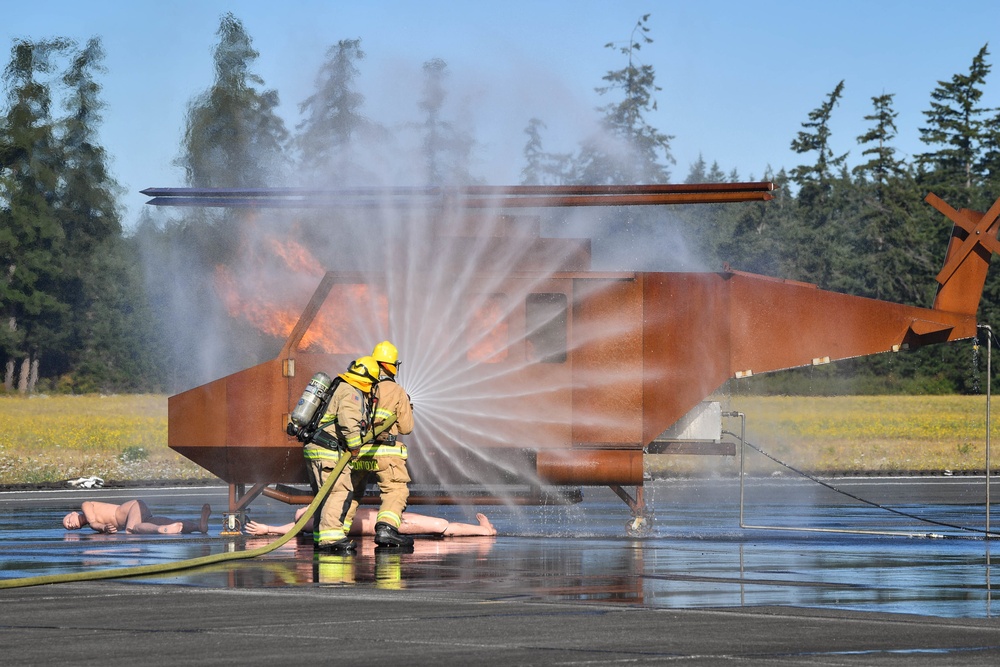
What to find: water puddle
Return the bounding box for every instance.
[1,479,997,618]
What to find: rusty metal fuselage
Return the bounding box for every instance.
[159,184,996,512]
[168,269,979,487]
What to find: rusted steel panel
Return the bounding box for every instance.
[168,377,228,479]
[641,273,732,446]
[222,359,292,481]
[927,194,996,315]
[570,274,643,445]
[728,272,977,376]
[537,449,643,485]
[446,276,574,451]
[162,187,996,498]
[167,263,981,488]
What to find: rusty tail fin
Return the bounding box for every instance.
[928,192,1000,316]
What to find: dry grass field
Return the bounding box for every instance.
[647,394,998,478]
[0,394,996,485]
[0,394,206,485]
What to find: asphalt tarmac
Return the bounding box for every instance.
[2,476,1000,665]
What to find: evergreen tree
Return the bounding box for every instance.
[684,154,708,184]
[58,37,119,387]
[784,81,859,290]
[789,80,847,209]
[69,232,166,392]
[979,108,1000,204]
[730,167,791,278]
[59,38,120,250]
[917,43,991,209]
[58,38,162,392]
[852,93,930,304]
[684,157,732,186]
[0,38,72,392]
[177,12,290,189]
[415,57,475,185]
[573,14,673,184]
[296,38,384,184]
[854,94,908,200]
[686,166,790,278]
[155,13,294,391]
[706,161,728,183]
[520,117,571,185]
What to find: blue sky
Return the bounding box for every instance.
[4,1,1000,226]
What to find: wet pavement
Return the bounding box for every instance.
[2,476,1000,618]
[4,477,1000,664]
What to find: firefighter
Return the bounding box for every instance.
[303,356,379,554]
[350,340,415,548]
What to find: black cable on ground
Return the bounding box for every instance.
[731,431,1000,538]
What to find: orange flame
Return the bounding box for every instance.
[215,235,328,343]
[296,284,388,354]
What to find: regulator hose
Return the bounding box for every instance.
[0,416,396,590]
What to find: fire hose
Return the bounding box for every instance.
[0,417,395,590]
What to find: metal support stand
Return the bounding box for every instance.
[980,324,992,536]
[222,482,269,536]
[610,484,652,536]
[730,411,952,538]
[979,324,994,616]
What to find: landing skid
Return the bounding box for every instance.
[609,484,653,537]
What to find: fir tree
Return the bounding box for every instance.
[852,93,929,304]
[415,57,475,185]
[520,118,571,185]
[917,43,991,208]
[789,80,847,210]
[178,12,290,189]
[296,38,385,184]
[573,14,673,184]
[0,38,72,392]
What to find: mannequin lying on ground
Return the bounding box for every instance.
[63,499,211,535]
[246,506,496,537]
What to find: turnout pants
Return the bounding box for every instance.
[304,446,356,545]
[350,455,411,529]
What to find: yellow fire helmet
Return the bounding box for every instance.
[340,356,379,392]
[371,340,400,378]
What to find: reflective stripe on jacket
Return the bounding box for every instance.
[356,441,408,459]
[303,444,345,463]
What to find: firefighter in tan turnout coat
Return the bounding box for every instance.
[303,356,380,554]
[349,340,415,548]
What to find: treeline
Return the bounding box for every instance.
[1,14,998,395]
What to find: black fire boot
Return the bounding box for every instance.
[374,521,414,548]
[317,538,356,554]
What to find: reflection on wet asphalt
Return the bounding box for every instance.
[1,477,998,618]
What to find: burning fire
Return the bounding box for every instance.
[214,232,386,353]
[297,284,388,353]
